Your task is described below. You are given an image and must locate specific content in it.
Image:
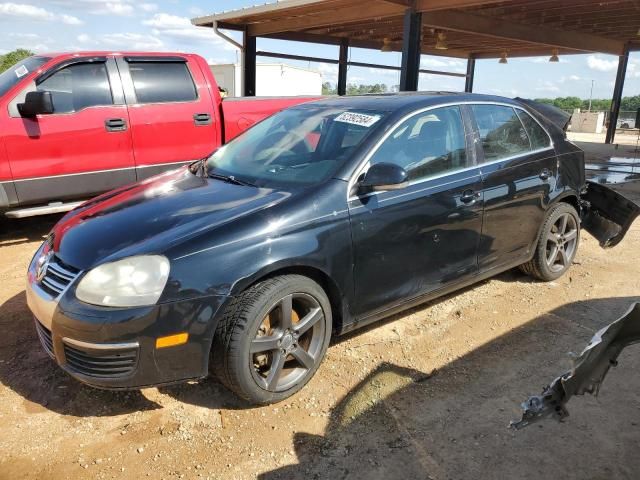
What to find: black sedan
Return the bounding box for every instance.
[27,93,638,404]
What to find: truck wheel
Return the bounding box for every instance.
[520,203,580,282]
[211,275,332,405]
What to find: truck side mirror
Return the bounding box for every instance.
[17,91,54,118]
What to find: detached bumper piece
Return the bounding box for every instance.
[511,303,640,430]
[581,181,640,248]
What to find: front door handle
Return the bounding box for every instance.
[193,113,212,126]
[105,118,127,132]
[539,168,552,181]
[460,189,480,205]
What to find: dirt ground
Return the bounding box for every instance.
[1,207,639,479]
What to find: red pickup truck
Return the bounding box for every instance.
[0,51,317,218]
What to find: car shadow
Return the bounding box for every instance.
[259,296,640,479]
[159,269,542,410]
[0,291,161,416]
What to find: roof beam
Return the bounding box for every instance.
[248,1,405,36]
[421,10,625,55]
[415,0,505,11]
[263,31,470,58]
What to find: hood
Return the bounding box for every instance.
[51,167,289,269]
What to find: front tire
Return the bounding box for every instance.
[211,275,332,404]
[520,202,580,281]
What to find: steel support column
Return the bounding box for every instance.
[338,38,349,96]
[465,55,475,93]
[606,44,630,144]
[399,8,422,92]
[243,29,257,96]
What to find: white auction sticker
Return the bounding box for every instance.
[334,112,381,128]
[14,65,28,78]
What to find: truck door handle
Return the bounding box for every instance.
[193,113,212,126]
[460,189,480,205]
[539,168,552,181]
[105,118,127,132]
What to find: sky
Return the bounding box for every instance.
[1,0,639,100]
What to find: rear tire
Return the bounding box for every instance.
[520,203,580,282]
[211,275,332,405]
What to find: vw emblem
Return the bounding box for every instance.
[36,251,53,283]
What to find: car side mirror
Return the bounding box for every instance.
[17,91,54,118]
[359,162,409,193]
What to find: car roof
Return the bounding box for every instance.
[304,92,522,113]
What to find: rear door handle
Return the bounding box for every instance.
[539,168,552,181]
[194,113,212,126]
[105,118,127,132]
[460,189,481,205]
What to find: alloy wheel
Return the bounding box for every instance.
[250,293,326,392]
[545,212,578,273]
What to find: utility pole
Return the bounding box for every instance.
[588,79,594,111]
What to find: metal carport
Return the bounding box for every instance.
[192,0,640,144]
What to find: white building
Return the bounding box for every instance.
[209,63,322,97]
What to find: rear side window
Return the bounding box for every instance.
[516,110,551,150]
[128,61,197,104]
[471,104,530,162]
[37,62,113,114]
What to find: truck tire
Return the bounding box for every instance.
[211,275,332,405]
[520,202,580,282]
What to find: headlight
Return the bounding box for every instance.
[75,255,170,307]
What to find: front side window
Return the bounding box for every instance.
[36,62,113,114]
[368,105,468,182]
[206,106,388,188]
[128,61,197,104]
[516,109,551,150]
[471,104,531,162]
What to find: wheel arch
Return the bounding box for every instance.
[230,263,348,335]
[527,191,581,261]
[555,191,580,214]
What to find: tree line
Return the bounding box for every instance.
[533,96,640,112]
[322,82,394,95]
[0,48,34,74]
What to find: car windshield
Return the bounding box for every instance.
[0,56,50,98]
[205,105,388,188]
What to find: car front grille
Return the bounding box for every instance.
[35,320,54,358]
[39,256,80,298]
[63,343,138,378]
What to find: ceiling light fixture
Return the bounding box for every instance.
[499,51,508,64]
[549,48,559,62]
[380,38,393,52]
[435,31,448,50]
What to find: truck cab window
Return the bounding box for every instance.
[128,61,197,104]
[37,62,113,114]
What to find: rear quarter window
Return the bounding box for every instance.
[516,110,552,150]
[128,61,197,104]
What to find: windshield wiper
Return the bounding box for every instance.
[208,171,256,187]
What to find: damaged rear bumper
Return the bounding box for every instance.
[580,181,640,248]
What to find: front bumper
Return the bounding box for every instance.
[26,256,228,389]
